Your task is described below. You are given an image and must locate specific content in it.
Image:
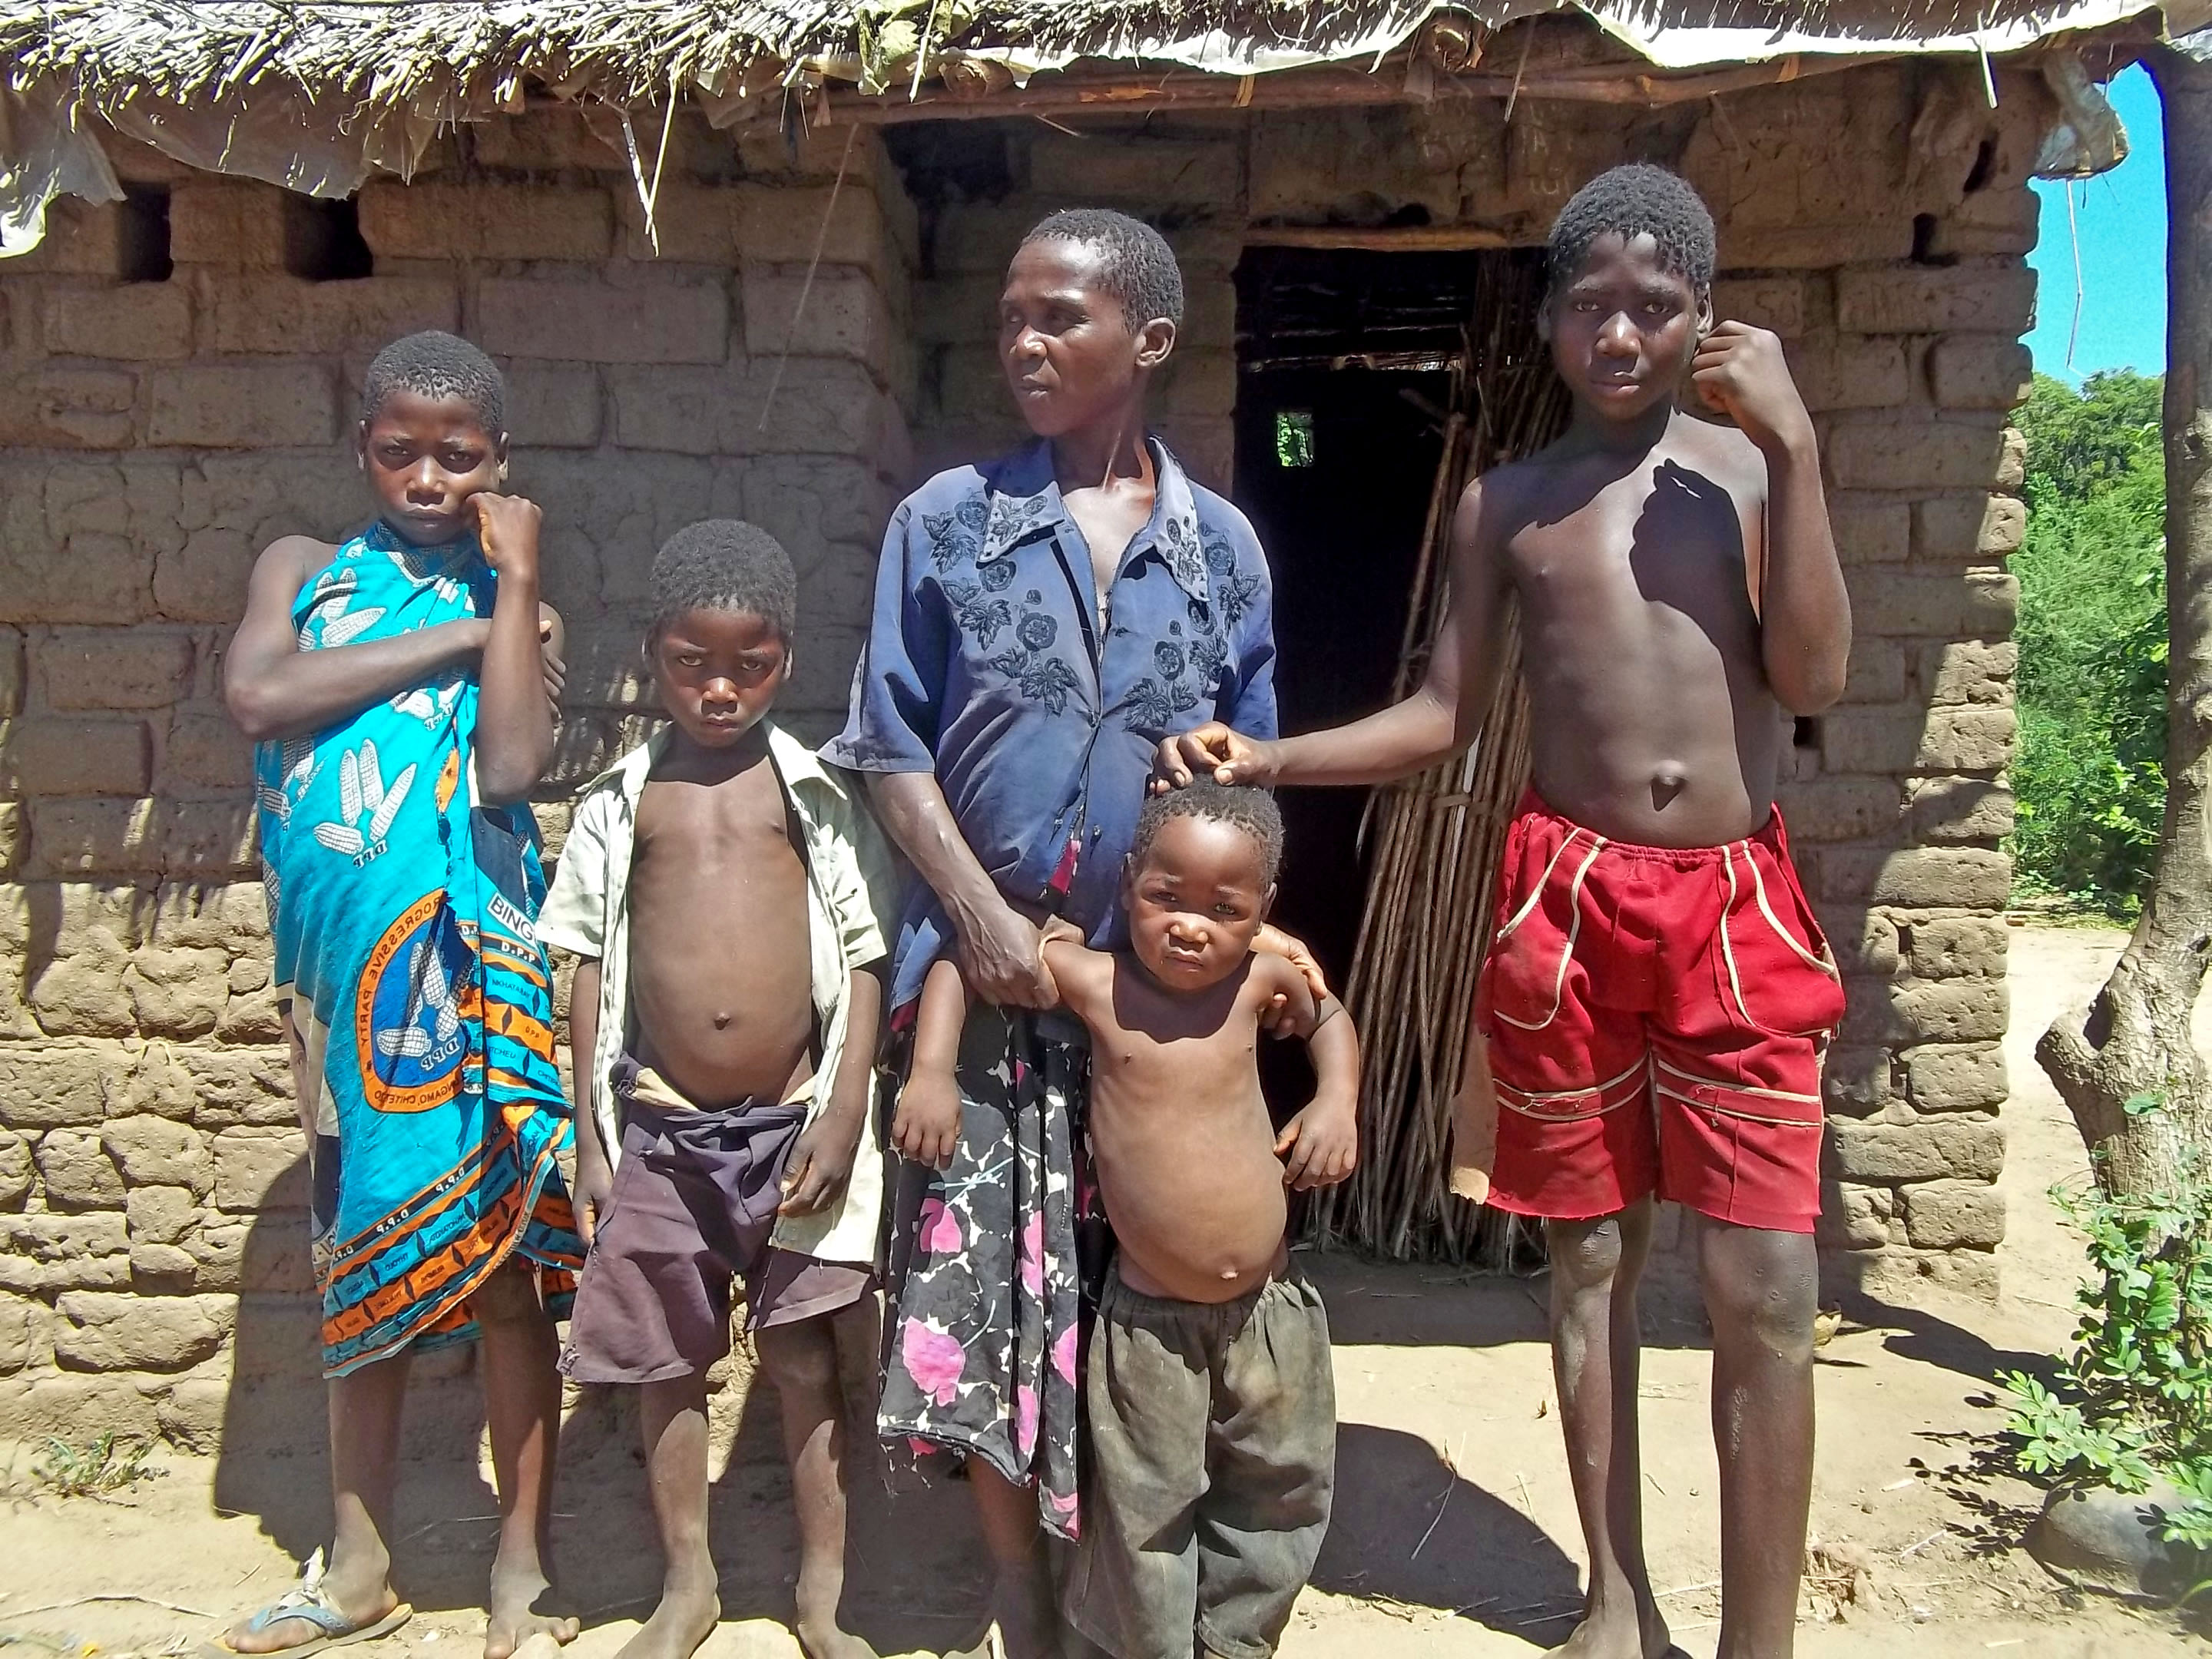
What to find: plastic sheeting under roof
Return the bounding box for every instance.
[0,0,2200,256]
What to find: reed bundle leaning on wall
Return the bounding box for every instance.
[1306,252,1570,1268]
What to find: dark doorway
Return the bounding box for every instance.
[1232,247,1493,1006]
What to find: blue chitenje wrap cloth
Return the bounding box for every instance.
[254,519,581,1377]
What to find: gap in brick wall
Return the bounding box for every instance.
[881,121,1018,210]
[881,119,1018,282]
[1910,213,1939,263]
[1793,715,1822,750]
[285,196,375,282]
[118,184,173,283]
[1962,136,1998,194]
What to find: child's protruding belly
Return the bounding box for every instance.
[627,838,815,1107]
[1090,1088,1291,1305]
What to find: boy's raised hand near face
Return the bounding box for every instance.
[472,491,544,577]
[1690,321,1814,454]
[1695,316,1852,711]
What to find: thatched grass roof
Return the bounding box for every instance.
[5,0,2204,125]
[0,0,2192,254]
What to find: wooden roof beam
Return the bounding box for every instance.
[815,50,1892,126]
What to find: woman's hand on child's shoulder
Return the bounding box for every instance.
[1253,924,1329,1004]
[1251,926,1329,1037]
[472,492,544,578]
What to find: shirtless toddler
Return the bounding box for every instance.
[541,522,893,1659]
[905,783,1358,1658]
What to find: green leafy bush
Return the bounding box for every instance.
[2002,1174,2212,1555]
[2008,371,2167,915]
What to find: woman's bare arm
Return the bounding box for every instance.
[865,770,1055,1008]
[224,535,487,743]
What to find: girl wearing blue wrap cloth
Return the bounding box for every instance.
[214,333,581,1659]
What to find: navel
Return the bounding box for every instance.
[713,1012,732,1030]
[1651,767,1687,811]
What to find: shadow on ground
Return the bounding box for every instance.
[207,1189,991,1654]
[1839,1291,2064,1391]
[204,1224,2076,1653]
[1313,1422,1585,1641]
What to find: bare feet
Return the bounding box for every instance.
[1542,1591,1671,1659]
[613,1558,720,1659]
[793,1611,877,1659]
[989,1562,1059,1659]
[484,1551,578,1659]
[792,1553,876,1659]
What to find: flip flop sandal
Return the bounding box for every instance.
[199,1584,412,1659]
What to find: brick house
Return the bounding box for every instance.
[0,0,2176,1444]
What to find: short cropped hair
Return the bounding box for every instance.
[1132,780,1284,887]
[359,330,505,432]
[1021,207,1185,329]
[1547,164,1716,298]
[650,519,798,643]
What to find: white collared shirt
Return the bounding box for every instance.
[538,720,896,1267]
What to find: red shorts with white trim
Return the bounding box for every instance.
[1474,793,1846,1233]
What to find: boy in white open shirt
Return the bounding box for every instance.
[540,521,894,1659]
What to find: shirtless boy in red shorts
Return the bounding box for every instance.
[1157,164,1852,1657]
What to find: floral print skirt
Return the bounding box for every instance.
[879,1004,1104,1540]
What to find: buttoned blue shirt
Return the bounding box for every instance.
[823,436,1279,1010]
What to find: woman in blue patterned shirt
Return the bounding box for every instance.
[823,208,1280,1657]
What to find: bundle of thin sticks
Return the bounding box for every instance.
[1307,252,1571,1267]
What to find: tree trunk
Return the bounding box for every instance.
[2037,41,2212,1196]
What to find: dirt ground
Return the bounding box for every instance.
[2,922,2204,1658]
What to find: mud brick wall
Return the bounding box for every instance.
[0,110,915,1443]
[1681,69,2041,1306]
[0,58,2047,1441]
[912,59,2043,1301]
